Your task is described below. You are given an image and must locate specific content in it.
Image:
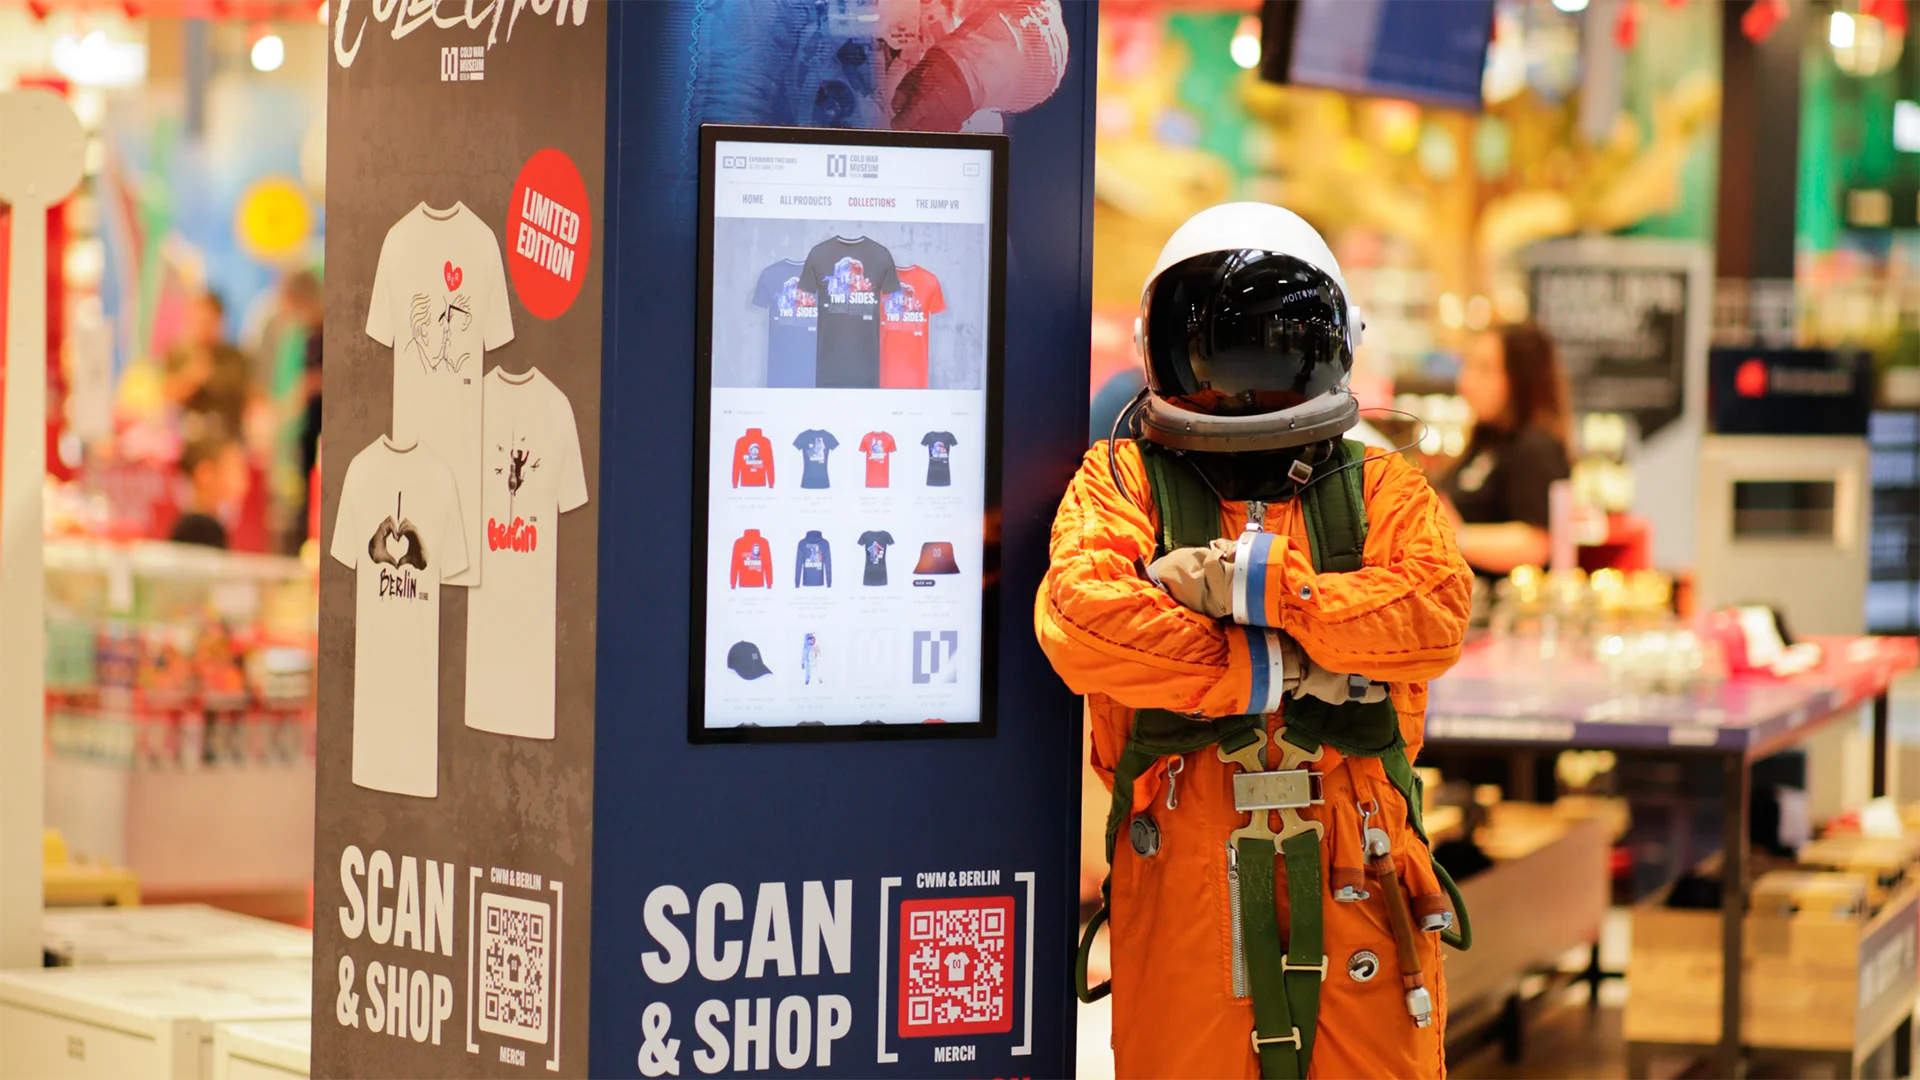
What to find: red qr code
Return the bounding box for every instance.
[897,895,1015,1038]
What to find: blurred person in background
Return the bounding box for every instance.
[163,289,256,444]
[1437,322,1573,576]
[283,269,326,549]
[169,436,249,549]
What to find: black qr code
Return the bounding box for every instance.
[478,892,551,1044]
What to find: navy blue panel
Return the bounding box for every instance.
[592,4,1094,1077]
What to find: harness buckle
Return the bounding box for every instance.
[1251,1026,1305,1054]
[1281,953,1329,982]
[1231,769,1322,813]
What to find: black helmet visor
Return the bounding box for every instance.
[1142,250,1353,417]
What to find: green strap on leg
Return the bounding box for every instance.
[1237,830,1325,1079]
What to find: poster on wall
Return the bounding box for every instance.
[1528,262,1690,440]
[691,126,1006,740]
[316,4,603,1076]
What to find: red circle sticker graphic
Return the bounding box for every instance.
[506,148,591,320]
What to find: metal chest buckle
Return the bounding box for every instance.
[1231,769,1323,814]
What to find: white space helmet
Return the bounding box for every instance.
[1133,203,1364,452]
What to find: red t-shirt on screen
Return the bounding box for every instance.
[878,265,946,389]
[860,431,897,487]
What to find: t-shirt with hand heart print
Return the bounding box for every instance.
[465,368,589,741]
[366,202,514,587]
[330,436,469,798]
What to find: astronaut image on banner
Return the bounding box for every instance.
[690,0,1068,133]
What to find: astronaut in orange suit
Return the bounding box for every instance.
[1036,203,1473,1079]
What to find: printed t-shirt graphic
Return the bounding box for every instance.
[330,436,469,798]
[730,528,774,589]
[879,265,947,389]
[922,430,958,487]
[795,530,832,587]
[794,429,839,489]
[751,258,818,388]
[366,202,513,587]
[732,428,775,488]
[463,368,588,741]
[858,529,896,586]
[799,236,900,388]
[860,431,897,488]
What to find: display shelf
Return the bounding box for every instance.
[44,904,310,967]
[44,539,312,584]
[45,759,314,900]
[211,1019,310,1080]
[0,959,309,1080]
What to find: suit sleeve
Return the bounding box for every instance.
[1242,453,1471,683]
[1034,445,1274,717]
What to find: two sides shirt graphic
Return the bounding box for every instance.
[330,437,469,798]
[922,431,958,487]
[795,429,839,489]
[861,431,897,488]
[366,202,513,587]
[800,237,900,388]
[858,530,896,586]
[464,368,589,741]
[878,265,947,389]
[731,529,774,588]
[733,428,775,488]
[751,258,819,388]
[795,531,832,587]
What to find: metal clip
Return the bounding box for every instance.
[1280,954,1329,982]
[1251,1027,1305,1054]
[1165,755,1184,810]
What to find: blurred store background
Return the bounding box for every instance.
[14,1,1920,1078]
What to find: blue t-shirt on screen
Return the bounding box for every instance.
[751,258,819,388]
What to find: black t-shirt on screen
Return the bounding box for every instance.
[858,529,895,586]
[1438,425,1571,532]
[799,237,901,388]
[922,431,957,487]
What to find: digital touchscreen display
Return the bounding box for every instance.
[691,125,1006,742]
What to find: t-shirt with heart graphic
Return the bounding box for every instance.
[329,435,469,798]
[465,367,589,740]
[366,202,514,587]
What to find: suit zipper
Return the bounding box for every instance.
[1227,840,1248,998]
[1244,500,1267,533]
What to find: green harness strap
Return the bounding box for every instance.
[1073,440,1471,1078]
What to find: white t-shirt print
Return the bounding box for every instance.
[365,202,514,588]
[465,368,589,740]
[330,436,470,798]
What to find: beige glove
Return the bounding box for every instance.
[1255,629,1391,710]
[1146,539,1238,619]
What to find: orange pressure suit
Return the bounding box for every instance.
[1036,438,1472,1079]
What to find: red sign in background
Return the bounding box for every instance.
[897,895,1016,1038]
[506,148,591,320]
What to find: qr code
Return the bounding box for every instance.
[897,896,1015,1038]
[478,892,551,1044]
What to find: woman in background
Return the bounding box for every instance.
[1439,322,1573,575]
